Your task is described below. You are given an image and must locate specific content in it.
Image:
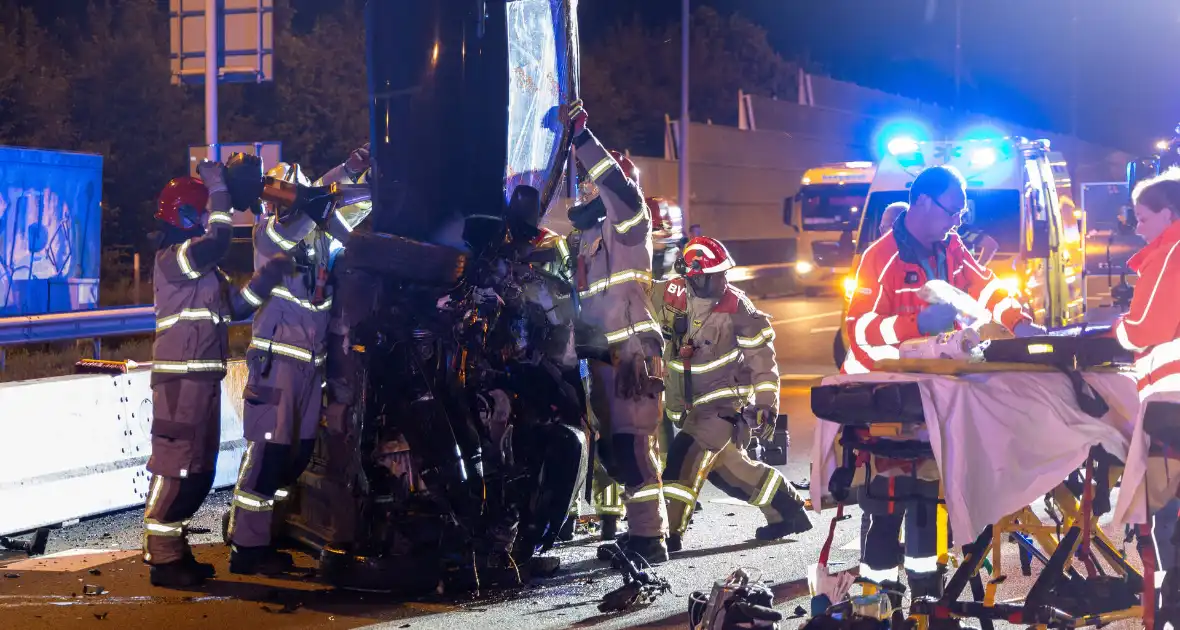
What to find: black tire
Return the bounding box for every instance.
[344,232,467,285]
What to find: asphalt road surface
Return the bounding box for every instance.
[1,295,1137,629]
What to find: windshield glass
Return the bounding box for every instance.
[798,183,869,232]
[855,189,1023,254]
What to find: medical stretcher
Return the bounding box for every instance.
[809,333,1158,629]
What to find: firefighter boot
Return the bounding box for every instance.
[600,515,618,541]
[755,508,814,541]
[182,550,216,580]
[150,556,212,588]
[229,546,295,576]
[558,516,576,542]
[667,532,682,553]
[617,535,670,566]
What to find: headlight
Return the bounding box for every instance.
[842,276,857,300]
[796,261,814,275]
[998,275,1021,296]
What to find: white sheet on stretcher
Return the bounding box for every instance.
[809,370,1141,542]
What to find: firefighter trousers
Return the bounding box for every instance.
[662,409,804,536]
[587,357,668,538]
[143,379,222,565]
[228,352,323,549]
[858,475,944,595]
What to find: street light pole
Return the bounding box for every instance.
[679,0,690,226]
[205,0,219,161]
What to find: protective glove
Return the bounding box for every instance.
[742,405,777,441]
[293,185,337,227]
[260,252,295,284]
[1013,320,1048,338]
[224,152,264,212]
[916,302,958,336]
[196,160,228,195]
[568,99,588,136]
[344,143,370,179]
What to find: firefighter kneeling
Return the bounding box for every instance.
[654,237,812,552]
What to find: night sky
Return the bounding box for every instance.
[13,0,1180,152]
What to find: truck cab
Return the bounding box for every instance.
[782,162,875,296]
[834,136,1085,365]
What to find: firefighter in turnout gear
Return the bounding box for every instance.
[144,161,289,587]
[226,146,370,575]
[565,101,670,562]
[654,237,811,552]
[843,165,1039,597]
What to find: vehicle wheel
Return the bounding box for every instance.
[344,232,467,285]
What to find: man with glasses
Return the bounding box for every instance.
[840,165,1042,600]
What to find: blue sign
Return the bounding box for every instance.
[0,147,103,316]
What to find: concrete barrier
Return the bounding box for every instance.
[0,362,248,536]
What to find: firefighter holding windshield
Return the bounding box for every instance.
[655,236,812,552]
[225,146,370,575]
[564,101,670,563]
[144,159,288,587]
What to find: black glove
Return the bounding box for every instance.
[294,185,336,227]
[225,153,265,212]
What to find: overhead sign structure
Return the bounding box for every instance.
[189,141,282,228]
[169,0,275,86]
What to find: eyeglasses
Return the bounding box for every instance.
[930,196,966,218]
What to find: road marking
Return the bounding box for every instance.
[810,326,840,334]
[771,311,842,326]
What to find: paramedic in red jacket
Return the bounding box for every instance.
[842,165,1041,596]
[1113,169,1180,612]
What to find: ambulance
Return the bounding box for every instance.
[782,162,875,295]
[834,136,1086,365]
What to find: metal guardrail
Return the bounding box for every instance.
[0,306,252,373]
[0,306,155,346]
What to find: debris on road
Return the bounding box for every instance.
[82,584,106,596]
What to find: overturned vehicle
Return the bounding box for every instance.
[248,0,590,594]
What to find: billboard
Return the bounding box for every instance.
[0,147,103,316]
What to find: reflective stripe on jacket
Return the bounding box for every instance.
[250,163,361,364]
[843,213,1032,374]
[1116,220,1180,399]
[652,278,779,419]
[568,129,660,352]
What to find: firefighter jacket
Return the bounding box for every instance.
[652,278,779,421]
[248,164,362,366]
[567,129,660,355]
[1115,219,1180,400]
[844,213,1032,374]
[152,206,278,385]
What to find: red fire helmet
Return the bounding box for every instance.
[155,177,209,230]
[681,236,735,277]
[609,149,639,183]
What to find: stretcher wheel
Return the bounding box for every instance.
[343,231,467,285]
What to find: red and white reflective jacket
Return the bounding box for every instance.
[1115,220,1180,400]
[843,215,1032,374]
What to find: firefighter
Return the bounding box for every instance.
[144,162,289,587]
[565,101,669,562]
[226,146,370,575]
[843,165,1041,597]
[1111,169,1180,614]
[655,236,812,552]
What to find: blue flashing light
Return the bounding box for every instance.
[970,147,997,168]
[874,118,930,159]
[887,137,920,156]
